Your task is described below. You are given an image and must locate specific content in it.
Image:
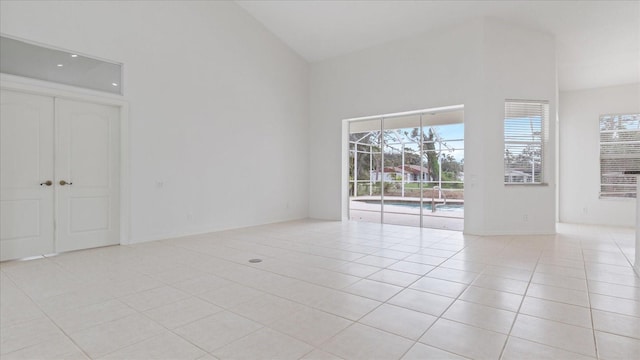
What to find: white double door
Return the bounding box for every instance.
[1,90,120,261]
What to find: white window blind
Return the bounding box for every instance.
[504,100,548,184]
[599,113,640,198]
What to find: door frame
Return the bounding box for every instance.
[1,73,131,246]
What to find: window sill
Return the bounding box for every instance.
[504,183,550,186]
[598,196,636,201]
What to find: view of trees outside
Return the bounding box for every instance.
[349,123,464,200]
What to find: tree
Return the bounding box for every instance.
[441,153,462,178]
[409,127,440,181]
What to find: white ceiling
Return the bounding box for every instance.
[237,0,640,91]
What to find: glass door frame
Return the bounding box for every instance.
[345,105,464,229]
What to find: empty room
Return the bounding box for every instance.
[1,1,639,359]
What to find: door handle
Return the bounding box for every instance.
[40,180,53,186]
[59,180,73,186]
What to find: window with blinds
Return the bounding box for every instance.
[599,113,640,198]
[504,100,549,184]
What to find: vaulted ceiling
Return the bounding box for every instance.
[237,0,639,91]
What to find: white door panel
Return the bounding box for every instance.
[0,90,55,261]
[55,99,120,252]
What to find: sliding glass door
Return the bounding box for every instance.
[348,108,464,230]
[349,119,382,224]
[381,115,422,227]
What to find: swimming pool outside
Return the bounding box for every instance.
[349,197,464,230]
[359,200,464,213]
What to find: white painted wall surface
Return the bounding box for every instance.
[479,20,557,235]
[310,18,557,235]
[559,83,640,227]
[1,1,310,242]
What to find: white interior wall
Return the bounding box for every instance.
[310,19,485,232]
[0,1,310,242]
[1,2,562,239]
[479,20,557,235]
[310,18,557,235]
[559,83,640,227]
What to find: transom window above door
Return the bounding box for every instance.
[0,35,123,95]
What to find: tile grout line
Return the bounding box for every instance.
[0,257,94,360]
[2,252,217,359]
[394,238,483,360]
[608,232,640,279]
[305,237,473,360]
[102,297,230,359]
[152,253,399,359]
[320,233,540,359]
[582,244,601,360]
[301,247,442,351]
[497,238,543,360]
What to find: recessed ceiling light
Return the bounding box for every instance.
[111,83,118,87]
[57,64,63,67]
[70,54,78,58]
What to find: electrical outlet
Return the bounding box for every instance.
[523,214,528,222]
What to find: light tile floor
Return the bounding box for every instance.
[1,220,639,359]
